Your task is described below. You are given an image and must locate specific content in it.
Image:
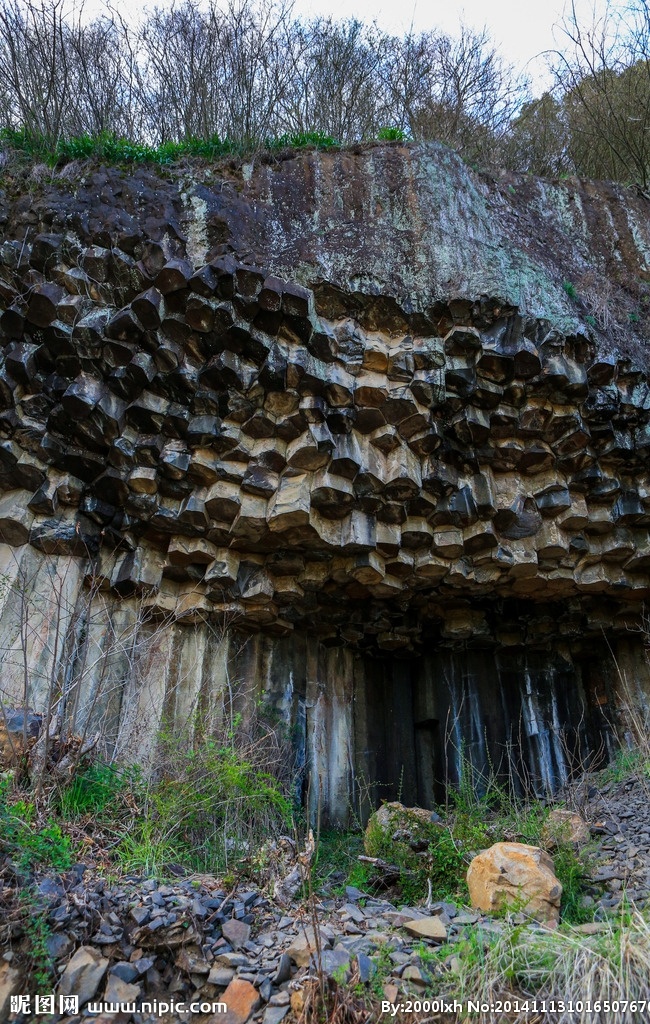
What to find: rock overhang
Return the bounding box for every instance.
[1,143,650,657]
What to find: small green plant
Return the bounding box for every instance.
[267,130,337,150]
[19,889,55,993]
[601,745,650,783]
[369,944,395,998]
[376,126,406,142]
[553,843,593,924]
[1,127,241,166]
[585,314,597,327]
[563,280,578,300]
[58,761,135,819]
[0,775,72,871]
[312,829,369,894]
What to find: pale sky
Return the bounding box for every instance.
[286,0,611,86]
[92,0,615,90]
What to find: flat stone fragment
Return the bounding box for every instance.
[402,917,448,941]
[222,918,251,949]
[208,967,236,986]
[57,946,109,1006]
[263,1007,290,1024]
[212,978,261,1024]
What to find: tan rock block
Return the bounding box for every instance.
[542,809,589,848]
[216,978,261,1024]
[268,472,311,531]
[385,550,415,579]
[168,536,219,565]
[128,466,158,494]
[376,521,401,556]
[467,842,562,924]
[432,527,464,559]
[286,431,330,471]
[205,549,241,588]
[403,917,447,942]
[365,573,405,597]
[355,370,389,407]
[205,480,242,523]
[556,495,589,530]
[362,337,389,373]
[350,551,385,585]
[535,522,569,559]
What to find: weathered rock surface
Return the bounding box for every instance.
[467,842,563,924]
[364,802,438,855]
[2,144,650,819]
[57,945,109,1005]
[0,709,41,767]
[542,809,590,847]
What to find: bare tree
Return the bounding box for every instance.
[552,0,650,187]
[0,0,534,169]
[504,91,572,177]
[279,18,390,141]
[137,0,301,145]
[0,0,144,143]
[0,0,72,141]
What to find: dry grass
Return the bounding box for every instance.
[436,909,650,1023]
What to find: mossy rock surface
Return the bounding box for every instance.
[364,801,440,856]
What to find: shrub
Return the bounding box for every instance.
[364,804,486,903]
[116,722,294,876]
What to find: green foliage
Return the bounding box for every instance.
[0,775,72,871]
[313,829,367,893]
[553,843,593,924]
[19,889,54,992]
[563,280,578,300]
[57,761,135,819]
[369,944,395,998]
[0,126,343,167]
[268,130,337,150]
[364,807,478,904]
[601,745,650,783]
[376,126,406,141]
[585,314,597,327]
[0,127,239,166]
[55,131,239,165]
[116,730,293,876]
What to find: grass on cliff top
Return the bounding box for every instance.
[0,126,407,167]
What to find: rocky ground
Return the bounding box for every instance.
[3,768,650,1023]
[0,864,567,1024]
[565,770,650,909]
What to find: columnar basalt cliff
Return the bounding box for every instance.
[1,143,650,822]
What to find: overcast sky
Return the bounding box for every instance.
[90,0,616,90]
[286,0,611,87]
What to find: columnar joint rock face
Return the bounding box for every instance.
[1,229,650,654]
